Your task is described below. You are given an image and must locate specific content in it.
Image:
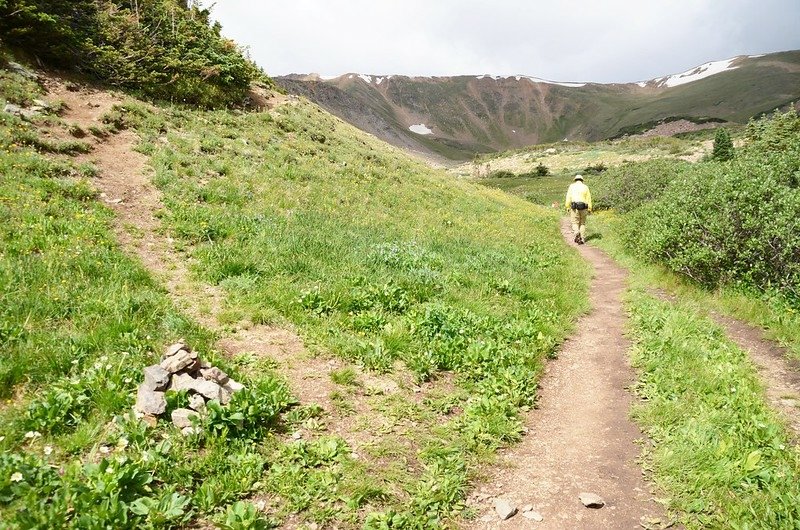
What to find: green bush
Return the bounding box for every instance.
[593,158,690,212]
[488,170,515,179]
[619,110,800,298]
[0,0,264,107]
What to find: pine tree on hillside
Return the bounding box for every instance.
[712,127,734,161]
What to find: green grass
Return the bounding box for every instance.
[1,64,591,527]
[627,291,800,528]
[116,97,590,525]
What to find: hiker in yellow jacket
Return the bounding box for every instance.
[565,174,592,245]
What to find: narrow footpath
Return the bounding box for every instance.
[468,219,666,529]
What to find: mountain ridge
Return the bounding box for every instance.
[276,51,800,160]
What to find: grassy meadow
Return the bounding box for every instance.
[0,61,590,528]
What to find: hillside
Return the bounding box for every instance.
[0,53,592,527]
[276,51,800,160]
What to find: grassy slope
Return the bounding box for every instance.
[0,62,590,527]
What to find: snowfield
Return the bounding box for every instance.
[659,58,739,87]
[409,124,433,135]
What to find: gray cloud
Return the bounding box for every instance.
[211,0,800,83]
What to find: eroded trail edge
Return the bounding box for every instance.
[468,219,665,529]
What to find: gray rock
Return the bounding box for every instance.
[7,62,38,79]
[579,492,605,509]
[3,103,22,116]
[160,349,196,373]
[193,379,223,401]
[200,366,229,384]
[522,510,543,522]
[220,387,232,405]
[32,99,50,110]
[163,341,188,359]
[181,426,200,436]
[188,393,206,412]
[170,372,197,393]
[223,378,244,393]
[135,385,166,416]
[143,365,170,391]
[494,498,518,520]
[171,408,198,429]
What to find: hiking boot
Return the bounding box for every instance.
[574,233,581,243]
[577,236,585,245]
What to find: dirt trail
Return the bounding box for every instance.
[467,219,665,529]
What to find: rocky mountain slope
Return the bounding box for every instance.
[277,51,800,160]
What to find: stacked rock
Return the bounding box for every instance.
[134,341,244,433]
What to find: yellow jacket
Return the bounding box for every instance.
[565,181,592,211]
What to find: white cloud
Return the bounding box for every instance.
[210,0,800,83]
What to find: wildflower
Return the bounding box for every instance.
[10,472,23,483]
[99,446,111,454]
[106,364,112,370]
[100,355,108,362]
[44,445,53,456]
[117,438,129,449]
[24,431,41,439]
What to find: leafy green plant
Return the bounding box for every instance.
[204,376,293,440]
[216,501,273,530]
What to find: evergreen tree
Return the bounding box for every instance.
[712,127,734,161]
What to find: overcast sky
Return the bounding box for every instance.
[209,0,800,83]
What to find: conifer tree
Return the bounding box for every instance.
[712,127,734,161]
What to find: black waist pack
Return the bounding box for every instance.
[571,201,588,211]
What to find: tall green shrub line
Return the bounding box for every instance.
[0,0,263,107]
[598,110,800,301]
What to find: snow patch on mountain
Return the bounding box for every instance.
[409,124,433,135]
[659,58,739,87]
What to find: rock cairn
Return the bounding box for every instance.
[134,341,244,434]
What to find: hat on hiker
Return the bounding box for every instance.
[574,174,584,181]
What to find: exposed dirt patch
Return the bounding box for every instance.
[635,119,721,138]
[464,219,667,529]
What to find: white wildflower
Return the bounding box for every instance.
[10,472,23,483]
[24,431,41,439]
[99,446,111,454]
[43,445,53,456]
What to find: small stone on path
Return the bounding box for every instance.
[579,492,605,509]
[521,510,544,522]
[494,498,518,520]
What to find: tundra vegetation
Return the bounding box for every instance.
[0,46,588,529]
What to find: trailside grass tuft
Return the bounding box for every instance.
[628,292,800,528]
